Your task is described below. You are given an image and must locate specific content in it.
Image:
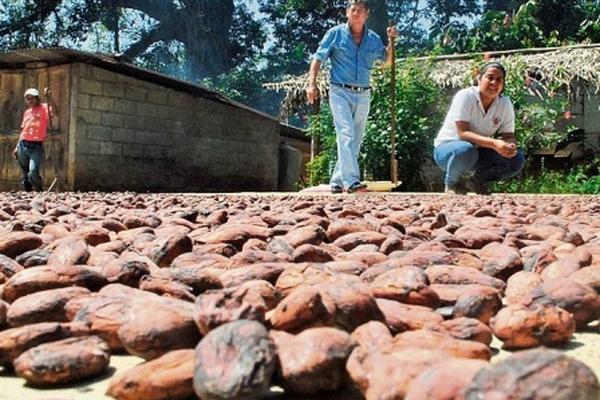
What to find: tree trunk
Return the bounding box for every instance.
[179,0,235,79]
[113,0,236,80]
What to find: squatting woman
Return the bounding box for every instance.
[433,61,525,194]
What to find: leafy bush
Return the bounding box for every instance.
[363,59,444,189]
[305,104,336,186]
[493,158,600,194]
[500,57,569,154]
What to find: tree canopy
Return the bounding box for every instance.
[0,0,599,113]
[0,0,265,79]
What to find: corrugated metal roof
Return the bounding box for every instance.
[0,47,279,122]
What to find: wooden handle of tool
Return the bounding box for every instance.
[388,20,398,184]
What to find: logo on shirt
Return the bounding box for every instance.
[492,117,501,127]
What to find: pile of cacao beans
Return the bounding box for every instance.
[0,192,599,400]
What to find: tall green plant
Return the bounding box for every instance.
[501,56,568,153]
[305,103,337,187]
[363,60,443,189]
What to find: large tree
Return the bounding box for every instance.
[258,0,433,77]
[483,0,526,12]
[0,0,265,80]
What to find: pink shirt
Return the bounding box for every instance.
[20,103,51,142]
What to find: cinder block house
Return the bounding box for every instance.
[0,48,308,192]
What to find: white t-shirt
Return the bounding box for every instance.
[434,86,515,147]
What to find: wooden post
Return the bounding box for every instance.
[310,99,320,162]
[389,21,398,185]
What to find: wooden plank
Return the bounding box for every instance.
[66,63,79,190]
[49,65,71,133]
[0,72,24,136]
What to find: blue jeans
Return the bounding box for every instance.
[17,140,44,191]
[329,85,371,189]
[434,140,525,186]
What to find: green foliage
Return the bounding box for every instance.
[500,57,569,153]
[0,0,266,82]
[434,0,600,53]
[200,57,282,115]
[362,60,443,189]
[492,159,600,194]
[3,0,600,116]
[305,104,337,186]
[578,1,600,42]
[0,0,104,49]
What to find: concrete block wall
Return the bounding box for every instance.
[282,136,310,185]
[71,63,280,192]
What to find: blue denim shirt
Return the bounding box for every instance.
[313,23,385,87]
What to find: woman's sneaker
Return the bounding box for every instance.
[468,177,491,195]
[330,185,343,194]
[444,181,468,195]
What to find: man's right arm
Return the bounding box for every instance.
[307,28,335,105]
[306,59,321,105]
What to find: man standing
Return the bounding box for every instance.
[306,0,397,193]
[12,87,57,191]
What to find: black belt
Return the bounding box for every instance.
[332,83,371,92]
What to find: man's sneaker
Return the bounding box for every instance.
[347,182,368,193]
[444,181,468,195]
[330,185,343,194]
[468,177,491,195]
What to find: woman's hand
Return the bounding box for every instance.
[494,139,517,158]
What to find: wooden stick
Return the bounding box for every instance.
[46,178,57,193]
[310,100,320,162]
[389,21,398,185]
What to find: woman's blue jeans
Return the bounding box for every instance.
[328,85,371,189]
[17,140,44,191]
[434,140,525,186]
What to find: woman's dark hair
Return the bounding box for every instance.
[347,0,369,11]
[476,61,507,94]
[479,61,507,80]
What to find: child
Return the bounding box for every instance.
[13,87,57,191]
